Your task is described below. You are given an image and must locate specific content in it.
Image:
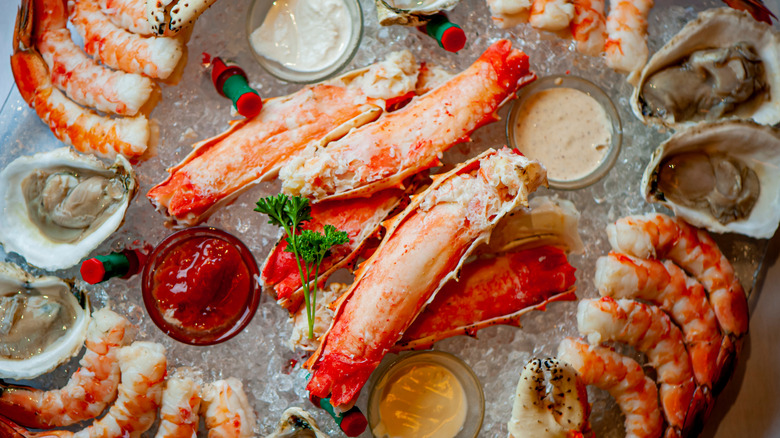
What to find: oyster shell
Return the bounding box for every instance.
[641,120,780,239]
[0,261,90,379]
[265,407,330,438]
[376,0,460,26]
[0,148,137,270]
[631,8,780,130]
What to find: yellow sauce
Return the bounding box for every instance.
[512,87,612,182]
[372,362,467,438]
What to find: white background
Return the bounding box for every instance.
[1,1,779,436]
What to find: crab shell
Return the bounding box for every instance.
[630,8,780,130]
[0,148,137,270]
[641,120,780,239]
[0,262,90,379]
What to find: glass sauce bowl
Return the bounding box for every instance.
[141,227,260,345]
[246,0,363,84]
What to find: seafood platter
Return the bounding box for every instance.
[0,0,779,436]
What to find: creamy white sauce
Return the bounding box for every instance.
[512,87,612,182]
[250,0,351,72]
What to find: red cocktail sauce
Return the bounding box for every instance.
[142,227,260,345]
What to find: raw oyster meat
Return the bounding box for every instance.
[641,120,780,238]
[0,148,137,270]
[631,8,780,130]
[0,261,90,379]
[376,0,460,26]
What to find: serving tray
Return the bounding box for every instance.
[0,0,774,435]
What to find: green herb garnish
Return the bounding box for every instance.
[255,194,349,339]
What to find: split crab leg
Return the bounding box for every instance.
[280,39,537,202]
[147,51,421,226]
[397,245,576,350]
[10,1,150,160]
[305,148,546,408]
[287,196,581,353]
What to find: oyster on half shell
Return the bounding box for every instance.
[631,8,780,130]
[0,261,90,379]
[0,148,137,270]
[641,120,780,239]
[376,0,460,26]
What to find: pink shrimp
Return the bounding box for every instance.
[604,0,654,75]
[70,0,184,79]
[558,338,664,438]
[200,378,256,438]
[1,341,167,438]
[606,213,749,340]
[595,252,727,392]
[570,0,607,56]
[154,369,202,438]
[577,297,696,436]
[0,309,130,429]
[31,0,155,116]
[529,0,576,31]
[487,0,534,27]
[11,3,150,160]
[99,0,156,35]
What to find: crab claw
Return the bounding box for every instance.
[508,358,592,438]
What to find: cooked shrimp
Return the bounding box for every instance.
[595,252,725,390]
[529,0,576,32]
[0,308,130,429]
[99,0,155,35]
[604,0,654,75]
[4,342,167,438]
[487,0,533,28]
[570,0,607,56]
[31,0,155,116]
[606,213,749,340]
[11,4,150,160]
[155,369,202,438]
[558,338,663,438]
[200,378,256,438]
[70,0,183,79]
[508,358,591,438]
[577,297,695,435]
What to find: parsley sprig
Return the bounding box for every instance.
[255,194,349,339]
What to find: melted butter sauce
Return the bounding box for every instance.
[512,87,612,182]
[373,362,467,438]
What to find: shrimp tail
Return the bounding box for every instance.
[681,385,715,438]
[0,382,51,430]
[713,335,739,395]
